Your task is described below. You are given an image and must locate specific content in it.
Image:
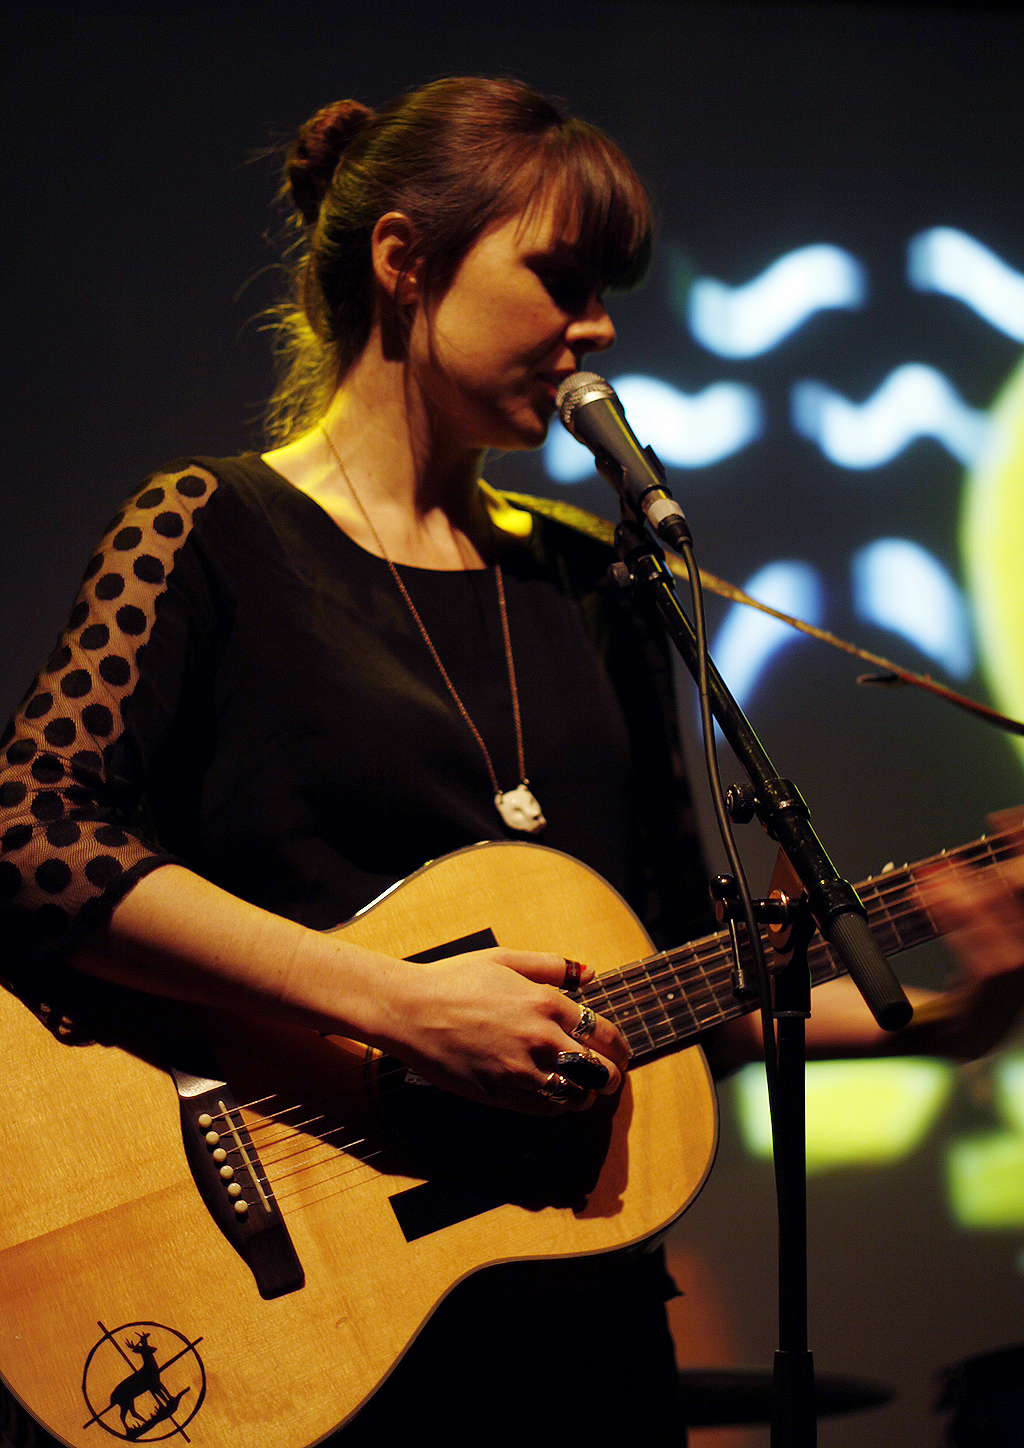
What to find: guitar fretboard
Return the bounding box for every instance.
[583,827,1023,1064]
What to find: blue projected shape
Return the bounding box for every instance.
[543,374,761,482]
[710,562,822,709]
[908,228,1024,342]
[791,365,990,467]
[688,244,866,358]
[852,539,973,678]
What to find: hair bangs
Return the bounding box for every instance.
[523,123,653,294]
[268,78,654,441]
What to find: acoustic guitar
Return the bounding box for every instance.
[0,822,1020,1448]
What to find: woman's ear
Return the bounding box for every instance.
[371,212,421,305]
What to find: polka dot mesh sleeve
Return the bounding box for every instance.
[0,465,219,961]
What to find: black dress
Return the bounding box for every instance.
[0,454,711,1445]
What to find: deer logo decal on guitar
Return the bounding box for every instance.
[81,1323,206,1442]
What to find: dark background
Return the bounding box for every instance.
[4,4,1024,1443]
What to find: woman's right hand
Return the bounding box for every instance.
[372,948,630,1114]
[76,866,629,1115]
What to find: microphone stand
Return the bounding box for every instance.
[609,508,911,1448]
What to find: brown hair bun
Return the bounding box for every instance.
[287,100,374,225]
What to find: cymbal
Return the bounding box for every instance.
[677,1367,895,1426]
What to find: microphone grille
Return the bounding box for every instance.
[555,371,616,431]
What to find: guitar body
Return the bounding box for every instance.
[0,841,718,1448]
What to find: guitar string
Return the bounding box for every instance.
[224,854,970,1205]
[211,852,1000,1208]
[215,862,970,1153]
[206,827,1023,1178]
[216,883,948,1201]
[248,1077,619,1205]
[218,1092,536,1205]
[218,861,998,1153]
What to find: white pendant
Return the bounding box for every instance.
[495,784,546,834]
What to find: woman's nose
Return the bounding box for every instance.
[567,297,616,360]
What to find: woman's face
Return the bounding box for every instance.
[409,189,617,454]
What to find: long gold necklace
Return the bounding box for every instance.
[319,424,545,834]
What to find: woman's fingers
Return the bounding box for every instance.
[482,947,630,1086]
[394,946,630,1109]
[492,949,594,989]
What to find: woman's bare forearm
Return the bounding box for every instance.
[70,863,413,1047]
[68,863,629,1110]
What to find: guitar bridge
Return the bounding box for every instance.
[171,1069,304,1300]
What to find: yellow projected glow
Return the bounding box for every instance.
[945,1133,1024,1228]
[733,1059,953,1170]
[942,1053,1024,1228]
[994,1051,1024,1133]
[961,350,1024,768]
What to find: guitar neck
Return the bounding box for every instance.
[584,826,1022,1065]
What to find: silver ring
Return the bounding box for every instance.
[570,1004,597,1041]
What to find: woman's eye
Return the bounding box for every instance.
[537,269,592,312]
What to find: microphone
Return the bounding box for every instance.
[555,372,692,551]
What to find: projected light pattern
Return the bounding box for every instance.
[944,1054,1024,1229]
[733,1046,1024,1222]
[688,244,866,358]
[709,562,822,708]
[543,374,761,482]
[733,1058,953,1170]
[851,539,974,677]
[946,1135,1024,1229]
[909,228,1024,342]
[553,227,1024,1240]
[995,1052,1024,1133]
[961,352,1024,772]
[791,365,990,468]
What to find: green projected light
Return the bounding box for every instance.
[946,1134,1024,1228]
[733,1053,1024,1229]
[733,1059,953,1170]
[945,1052,1024,1229]
[995,1050,1024,1133]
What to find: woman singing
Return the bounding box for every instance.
[0,78,706,1444]
[2,76,1021,1448]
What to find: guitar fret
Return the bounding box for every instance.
[632,956,680,1046]
[664,959,705,1032]
[863,871,916,956]
[580,818,1024,1067]
[591,967,659,1054]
